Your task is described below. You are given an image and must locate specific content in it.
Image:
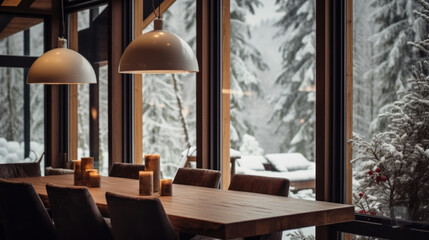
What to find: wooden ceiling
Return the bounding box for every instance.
[0,0,51,11]
[0,0,50,40]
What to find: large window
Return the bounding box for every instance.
[140,0,196,179]
[70,5,109,175]
[350,0,429,237]
[0,17,45,173]
[227,0,316,239]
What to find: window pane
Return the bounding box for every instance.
[142,0,196,179]
[228,0,316,238]
[0,17,45,173]
[0,67,45,171]
[0,18,44,56]
[352,0,429,225]
[76,5,109,175]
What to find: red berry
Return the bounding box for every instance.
[358,192,363,197]
[376,176,381,181]
[382,176,387,182]
[369,212,376,215]
[368,170,373,175]
[375,168,381,173]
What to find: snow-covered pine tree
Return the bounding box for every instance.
[181,0,268,150]
[0,33,25,142]
[366,0,426,133]
[353,0,377,137]
[142,1,196,177]
[270,0,316,161]
[230,0,268,149]
[352,0,429,221]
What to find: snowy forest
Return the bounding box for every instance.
[0,21,45,167]
[2,0,429,238]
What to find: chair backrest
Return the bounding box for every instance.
[0,162,41,178]
[0,179,56,240]
[109,163,145,179]
[173,168,221,188]
[106,191,177,240]
[228,174,290,197]
[46,184,113,240]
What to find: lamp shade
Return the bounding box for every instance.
[27,38,96,84]
[118,19,199,74]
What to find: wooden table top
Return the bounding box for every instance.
[10,175,354,239]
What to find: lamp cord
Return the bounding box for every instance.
[60,0,65,38]
[152,0,162,19]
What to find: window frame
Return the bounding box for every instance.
[0,10,50,166]
[334,0,429,238]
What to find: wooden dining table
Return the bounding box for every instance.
[10,175,354,239]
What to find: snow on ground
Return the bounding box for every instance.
[0,137,45,174]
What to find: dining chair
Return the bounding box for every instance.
[229,174,290,240]
[46,184,113,240]
[173,168,221,188]
[0,179,57,240]
[105,191,177,240]
[0,162,41,178]
[109,162,145,179]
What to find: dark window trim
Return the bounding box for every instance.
[122,0,133,163]
[64,0,107,14]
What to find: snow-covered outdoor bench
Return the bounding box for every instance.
[235,153,315,193]
[181,147,241,177]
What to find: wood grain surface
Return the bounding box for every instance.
[10,175,354,239]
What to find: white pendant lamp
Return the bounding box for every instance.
[27,0,96,84]
[27,38,96,84]
[119,7,199,74]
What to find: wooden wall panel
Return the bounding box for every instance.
[69,12,78,162]
[133,0,143,164]
[221,0,230,190]
[345,0,353,206]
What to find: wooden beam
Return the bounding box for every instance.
[221,0,230,189]
[345,0,353,205]
[0,17,42,39]
[108,0,123,171]
[0,6,50,16]
[133,0,143,164]
[315,0,331,238]
[69,12,78,162]
[1,0,22,7]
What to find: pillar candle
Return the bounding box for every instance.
[139,171,153,196]
[160,179,173,196]
[144,154,160,192]
[88,172,101,188]
[85,169,98,187]
[72,160,82,186]
[81,157,94,185]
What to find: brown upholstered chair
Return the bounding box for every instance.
[109,163,145,179]
[106,191,177,240]
[46,184,113,240]
[0,179,57,240]
[229,174,290,240]
[0,162,41,178]
[173,168,221,188]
